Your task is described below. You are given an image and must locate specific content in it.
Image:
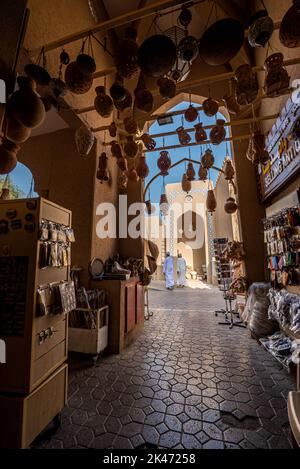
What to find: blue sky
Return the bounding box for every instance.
[0,162,38,198]
[145,101,231,204]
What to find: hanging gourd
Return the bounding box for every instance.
[96,152,109,183]
[201,148,215,169]
[5,113,31,143]
[76,36,96,76]
[118,172,128,191]
[24,48,51,86]
[206,188,217,213]
[176,126,191,145]
[75,125,95,157]
[223,159,235,180]
[157,77,177,99]
[124,136,138,158]
[248,10,274,48]
[65,61,93,94]
[198,165,208,181]
[9,76,46,129]
[109,121,117,138]
[0,138,19,174]
[141,133,156,151]
[279,0,300,48]
[181,173,192,193]
[224,197,238,214]
[111,140,122,159]
[186,162,196,181]
[194,123,207,143]
[157,150,171,176]
[264,53,290,97]
[94,86,113,118]
[136,154,149,179]
[117,156,128,172]
[124,116,138,135]
[210,119,226,145]
[234,64,259,105]
[202,97,219,117]
[116,27,139,79]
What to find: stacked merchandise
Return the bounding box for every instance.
[260,332,300,370]
[69,287,106,329]
[213,238,232,287]
[39,220,75,268]
[268,288,300,335]
[263,206,300,287]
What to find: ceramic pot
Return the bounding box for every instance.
[248,10,274,48]
[0,138,19,174]
[280,0,300,48]
[124,116,138,135]
[76,53,96,76]
[134,88,154,113]
[210,119,226,145]
[201,149,214,169]
[157,77,176,99]
[109,121,117,138]
[96,152,109,182]
[75,126,95,157]
[116,27,139,79]
[264,53,290,97]
[111,141,122,159]
[9,76,45,129]
[138,34,177,77]
[24,63,51,86]
[206,189,217,213]
[186,162,196,181]
[94,86,113,118]
[6,113,31,143]
[114,90,132,111]
[194,123,207,143]
[65,61,93,94]
[184,104,198,123]
[198,165,208,181]
[124,136,138,158]
[202,97,219,117]
[117,156,128,172]
[176,126,191,145]
[141,133,156,151]
[110,76,127,102]
[157,150,171,175]
[136,154,149,179]
[181,173,192,192]
[199,19,244,66]
[223,159,235,180]
[178,35,198,63]
[235,64,259,105]
[224,197,238,214]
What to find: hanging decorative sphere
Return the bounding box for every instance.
[178,35,199,63]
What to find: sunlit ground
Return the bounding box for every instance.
[149,279,212,290]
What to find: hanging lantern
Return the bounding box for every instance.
[136,154,149,180]
[184,104,198,123]
[176,126,191,145]
[94,86,113,118]
[234,64,259,105]
[109,121,117,138]
[194,123,207,143]
[110,75,127,102]
[206,189,217,213]
[75,125,95,157]
[279,0,300,48]
[201,149,214,169]
[223,159,235,180]
[178,34,198,63]
[124,136,138,158]
[117,156,128,172]
[116,27,139,79]
[124,116,138,135]
[65,61,93,94]
[157,77,176,99]
[202,97,219,117]
[181,173,191,192]
[138,34,177,78]
[111,140,122,159]
[210,119,226,145]
[224,197,238,214]
[186,162,196,181]
[160,193,169,216]
[264,53,290,97]
[0,138,20,174]
[118,172,128,191]
[198,165,208,181]
[9,76,46,129]
[96,152,109,183]
[157,150,171,175]
[248,10,274,48]
[164,26,192,83]
[141,133,156,151]
[128,167,140,182]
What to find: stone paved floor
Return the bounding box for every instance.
[33,284,296,449]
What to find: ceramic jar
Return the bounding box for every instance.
[176,126,191,145]
[134,88,154,113]
[194,123,207,143]
[109,122,117,138]
[223,159,235,180]
[94,86,113,118]
[210,119,226,145]
[264,53,290,97]
[113,90,132,111]
[224,197,238,214]
[9,76,45,128]
[181,173,192,192]
[118,172,128,191]
[201,149,214,169]
[124,116,138,135]
[110,76,127,102]
[157,78,176,100]
[75,126,95,157]
[184,104,198,123]
[202,97,219,117]
[0,138,19,174]
[96,152,109,183]
[141,133,156,151]
[186,162,196,181]
[117,156,128,172]
[280,0,300,48]
[235,64,259,105]
[198,165,208,181]
[136,154,149,179]
[206,189,217,213]
[157,150,171,175]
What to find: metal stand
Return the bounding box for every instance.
[216,281,246,330]
[144,287,153,320]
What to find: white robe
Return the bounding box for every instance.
[163,256,174,288]
[177,258,187,286]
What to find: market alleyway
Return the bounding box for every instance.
[34,283,295,449]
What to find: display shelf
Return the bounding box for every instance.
[259,338,295,373]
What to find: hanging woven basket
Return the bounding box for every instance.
[65,61,93,95]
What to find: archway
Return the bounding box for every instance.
[0,162,38,200]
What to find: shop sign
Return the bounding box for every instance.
[260,98,300,200]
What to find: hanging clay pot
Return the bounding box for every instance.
[117,156,128,172]
[111,141,122,159]
[128,167,139,182]
[157,150,171,176]
[136,154,149,179]
[206,189,217,213]
[109,121,117,138]
[184,104,198,123]
[110,75,127,102]
[159,193,169,216]
[234,64,259,105]
[65,61,93,94]
[199,19,244,66]
[198,165,208,181]
[138,34,177,77]
[223,159,235,180]
[178,35,199,63]
[76,53,96,76]
[134,88,154,113]
[264,53,290,97]
[279,0,300,48]
[210,119,226,145]
[251,130,270,164]
[145,200,155,215]
[96,152,109,183]
[223,94,240,116]
[124,116,138,135]
[157,77,177,100]
[0,138,19,174]
[248,10,274,48]
[178,5,192,27]
[114,90,132,111]
[194,123,207,143]
[224,197,238,214]
[116,27,139,79]
[186,162,196,181]
[60,50,70,66]
[9,76,45,129]
[181,173,192,193]
[124,136,138,158]
[141,133,156,151]
[6,113,31,143]
[94,86,113,118]
[202,97,219,117]
[118,172,128,191]
[201,149,214,169]
[75,125,95,157]
[24,63,51,86]
[176,126,191,145]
